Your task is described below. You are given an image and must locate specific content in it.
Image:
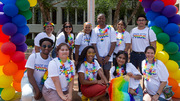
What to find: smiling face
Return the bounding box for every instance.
[145,49,155,62]
[116,54,126,66]
[117,21,125,31]
[58,45,69,59]
[137,17,147,28]
[86,48,95,63]
[97,14,106,26]
[40,41,53,55]
[84,24,92,34]
[45,24,54,34]
[64,23,72,34]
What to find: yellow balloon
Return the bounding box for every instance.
[28,0,37,7]
[173,70,180,80]
[0,75,13,88]
[156,42,163,55]
[165,60,179,73]
[177,80,180,83]
[169,72,175,79]
[1,87,15,100]
[0,66,4,76]
[156,51,169,63]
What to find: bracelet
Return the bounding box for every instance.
[156,92,160,95]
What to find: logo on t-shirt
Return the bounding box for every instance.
[133,33,146,39]
[35,64,48,72]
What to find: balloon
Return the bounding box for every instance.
[3,4,18,17]
[17,25,29,36]
[154,15,168,28]
[12,14,27,27]
[11,51,25,63]
[175,6,178,14]
[146,10,160,21]
[161,5,177,18]
[164,23,179,37]
[0,88,3,95]
[141,0,154,8]
[2,23,17,36]
[0,3,3,12]
[0,25,9,43]
[173,87,180,98]
[161,0,177,6]
[0,13,11,25]
[16,0,30,11]
[150,26,163,35]
[0,66,4,76]
[144,8,151,13]
[3,62,18,76]
[169,52,180,62]
[173,70,180,80]
[139,0,142,2]
[13,81,21,92]
[0,0,16,4]
[0,43,10,65]
[0,75,13,88]
[13,70,24,83]
[155,42,163,54]
[10,33,26,45]
[164,42,179,54]
[148,21,155,27]
[168,14,180,25]
[19,9,32,20]
[168,78,178,91]
[16,59,26,70]
[156,51,169,63]
[170,33,180,43]
[28,0,37,7]
[157,33,170,45]
[1,42,16,55]
[16,43,27,52]
[165,60,179,72]
[151,0,164,13]
[1,87,15,100]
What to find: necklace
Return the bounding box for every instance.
[116,29,125,46]
[84,34,90,44]
[58,57,74,82]
[68,34,74,49]
[143,58,156,81]
[97,25,111,41]
[116,65,125,77]
[84,60,97,81]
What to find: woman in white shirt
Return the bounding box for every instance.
[142,46,169,101]
[77,46,109,100]
[42,43,75,101]
[110,51,143,101]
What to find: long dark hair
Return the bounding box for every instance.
[113,51,128,76]
[76,46,95,72]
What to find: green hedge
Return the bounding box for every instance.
[25,39,34,46]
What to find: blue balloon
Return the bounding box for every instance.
[1,0,16,4]
[161,5,176,18]
[12,14,27,27]
[151,0,164,13]
[170,33,180,43]
[164,23,179,36]
[16,43,27,52]
[169,14,180,25]
[10,33,26,45]
[0,3,4,12]
[154,15,168,28]
[17,25,29,36]
[146,10,160,21]
[0,13,11,25]
[2,23,17,36]
[3,4,18,17]
[148,21,155,27]
[144,8,151,13]
[141,0,154,8]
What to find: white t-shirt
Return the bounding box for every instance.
[44,57,75,91]
[56,32,74,47]
[90,25,116,61]
[114,31,131,54]
[110,63,141,89]
[34,32,55,47]
[130,27,156,52]
[74,32,91,55]
[24,53,52,89]
[142,59,169,99]
[78,60,101,80]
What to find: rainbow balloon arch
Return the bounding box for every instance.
[0,0,37,100]
[140,0,180,99]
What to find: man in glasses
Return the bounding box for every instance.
[130,14,157,74]
[21,38,53,101]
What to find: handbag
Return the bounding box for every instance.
[162,85,174,99]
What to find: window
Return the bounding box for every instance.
[34,8,41,24]
[62,8,67,24]
[77,9,83,24]
[69,8,75,24]
[52,7,57,24]
[127,9,133,25]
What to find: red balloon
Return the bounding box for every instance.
[1,42,16,55]
[0,43,10,65]
[16,59,27,70]
[0,25,9,43]
[3,62,18,76]
[160,0,177,6]
[174,6,178,13]
[139,0,142,2]
[11,51,25,63]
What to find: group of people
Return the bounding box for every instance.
[21,13,170,101]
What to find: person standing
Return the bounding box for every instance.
[91,13,116,81]
[130,14,156,74]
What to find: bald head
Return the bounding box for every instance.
[97,13,106,26]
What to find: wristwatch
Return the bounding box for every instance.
[107,54,111,57]
[156,92,160,95]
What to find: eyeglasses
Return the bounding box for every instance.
[87,52,96,55]
[137,20,146,22]
[42,45,52,48]
[65,26,72,28]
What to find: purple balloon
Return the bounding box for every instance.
[144,8,151,13]
[151,0,164,13]
[2,23,17,36]
[10,33,26,45]
[12,14,27,27]
[141,0,154,8]
[161,5,177,18]
[169,14,180,25]
[16,43,27,52]
[0,3,4,12]
[0,13,11,25]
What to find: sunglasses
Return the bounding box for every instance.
[42,45,52,48]
[87,52,96,55]
[65,26,72,28]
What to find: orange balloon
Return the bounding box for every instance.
[3,62,18,76]
[13,81,21,92]
[173,87,180,98]
[0,43,10,65]
[13,70,24,83]
[168,78,179,91]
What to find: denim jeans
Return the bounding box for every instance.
[133,84,143,101]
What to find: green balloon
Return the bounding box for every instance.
[0,88,3,95]
[157,33,170,45]
[169,52,180,62]
[150,26,163,35]
[16,0,30,11]
[164,42,179,54]
[19,10,32,20]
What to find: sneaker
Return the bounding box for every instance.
[77,92,82,98]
